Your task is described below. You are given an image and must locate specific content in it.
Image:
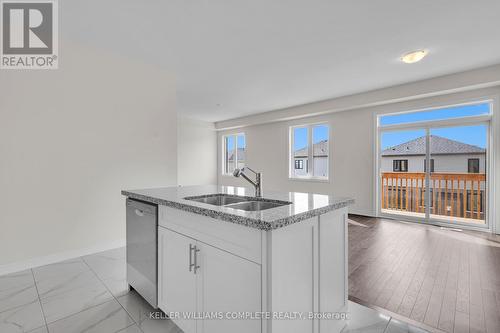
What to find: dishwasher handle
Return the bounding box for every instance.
[126,198,157,216]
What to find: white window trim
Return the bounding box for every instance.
[289,122,329,181]
[222,133,245,176]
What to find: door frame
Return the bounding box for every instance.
[375,100,494,232]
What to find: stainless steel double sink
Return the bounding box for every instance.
[184,194,291,212]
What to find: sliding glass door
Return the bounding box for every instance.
[429,125,488,225]
[378,102,491,229]
[380,129,427,219]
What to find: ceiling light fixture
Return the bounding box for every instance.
[400,49,428,64]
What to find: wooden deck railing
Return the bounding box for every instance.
[381,172,486,220]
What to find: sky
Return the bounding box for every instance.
[380,103,489,150]
[226,134,246,151]
[293,125,328,151]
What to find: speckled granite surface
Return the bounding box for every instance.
[122,185,354,231]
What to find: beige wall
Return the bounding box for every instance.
[178,117,217,186]
[0,44,177,268]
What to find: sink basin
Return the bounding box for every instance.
[224,200,289,212]
[184,194,249,206]
[184,194,291,211]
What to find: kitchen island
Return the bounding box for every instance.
[122,185,353,333]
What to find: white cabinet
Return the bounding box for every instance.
[158,227,197,333]
[158,226,261,333]
[158,205,348,333]
[319,209,348,333]
[197,242,261,333]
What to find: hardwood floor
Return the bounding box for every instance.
[348,215,500,333]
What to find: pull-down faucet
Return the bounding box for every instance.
[233,167,262,197]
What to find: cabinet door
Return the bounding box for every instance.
[196,242,261,333]
[319,209,348,333]
[158,227,197,333]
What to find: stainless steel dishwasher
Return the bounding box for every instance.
[126,198,158,308]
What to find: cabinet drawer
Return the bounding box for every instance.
[159,206,262,264]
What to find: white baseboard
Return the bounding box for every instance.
[0,238,126,276]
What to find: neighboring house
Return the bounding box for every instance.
[381,135,486,173]
[294,140,328,177]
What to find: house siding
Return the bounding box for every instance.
[381,153,486,173]
[293,156,328,177]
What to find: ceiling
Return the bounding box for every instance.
[66,1,500,122]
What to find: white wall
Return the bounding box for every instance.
[0,23,177,268]
[218,108,373,215]
[218,87,500,226]
[178,117,217,186]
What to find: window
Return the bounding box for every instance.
[468,158,479,173]
[378,101,490,228]
[223,133,245,175]
[290,123,329,179]
[393,159,408,172]
[379,103,490,127]
[423,159,435,172]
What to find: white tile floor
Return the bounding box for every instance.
[0,247,429,333]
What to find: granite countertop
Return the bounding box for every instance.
[122,185,354,231]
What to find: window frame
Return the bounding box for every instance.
[222,133,245,176]
[393,159,408,172]
[289,122,330,181]
[378,101,492,128]
[468,158,480,174]
[375,98,494,232]
[294,159,304,170]
[423,158,435,172]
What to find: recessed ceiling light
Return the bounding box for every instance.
[400,49,429,64]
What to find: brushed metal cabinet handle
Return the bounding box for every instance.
[189,244,195,272]
[193,246,200,274]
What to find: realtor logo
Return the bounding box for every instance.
[1,0,58,69]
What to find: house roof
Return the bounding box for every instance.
[294,140,328,157]
[381,135,485,156]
